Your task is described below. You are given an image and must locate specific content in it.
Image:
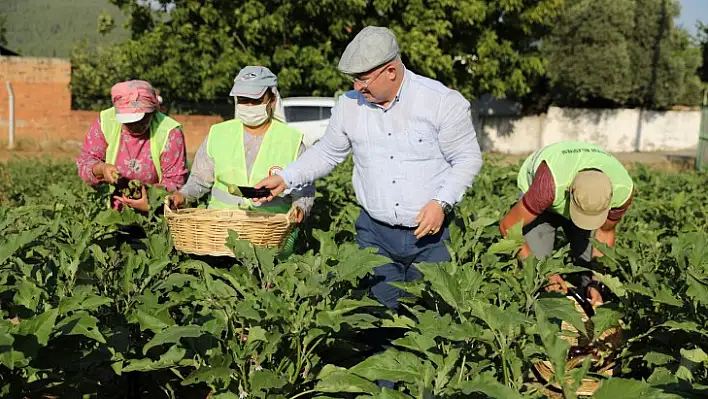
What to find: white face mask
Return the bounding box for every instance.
[237,102,270,126]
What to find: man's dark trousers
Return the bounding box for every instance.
[355,208,452,387]
[355,208,452,310]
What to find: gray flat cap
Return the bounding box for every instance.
[338,26,399,74]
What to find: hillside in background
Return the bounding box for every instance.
[1,0,128,58]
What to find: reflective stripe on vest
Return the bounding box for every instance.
[517,141,634,217]
[99,107,181,183]
[206,118,303,212]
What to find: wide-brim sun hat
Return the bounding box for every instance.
[568,170,613,231]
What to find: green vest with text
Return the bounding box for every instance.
[206,119,303,212]
[517,141,634,218]
[100,107,180,183]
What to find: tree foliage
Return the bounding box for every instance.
[543,0,702,109]
[70,0,566,113]
[698,22,708,87]
[0,11,8,49]
[0,13,7,46]
[0,0,127,58]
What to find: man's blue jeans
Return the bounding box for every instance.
[354,209,452,388]
[355,208,452,311]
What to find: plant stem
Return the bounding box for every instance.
[501,349,510,387]
[291,335,303,384]
[289,389,316,399]
[495,333,510,387]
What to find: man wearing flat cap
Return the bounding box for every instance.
[254,26,483,311]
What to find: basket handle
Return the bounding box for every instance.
[285,205,299,224]
[164,197,174,215]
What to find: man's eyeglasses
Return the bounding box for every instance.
[348,63,391,89]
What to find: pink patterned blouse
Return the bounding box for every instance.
[76,117,188,209]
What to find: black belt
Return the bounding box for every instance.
[360,207,454,230]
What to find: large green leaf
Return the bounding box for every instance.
[392,333,437,357]
[349,349,433,384]
[333,245,390,283]
[316,297,382,331]
[536,296,587,336]
[676,347,708,382]
[181,366,233,387]
[468,300,528,340]
[592,272,627,297]
[17,308,58,346]
[143,325,203,354]
[417,263,465,312]
[315,370,380,394]
[249,369,287,394]
[590,305,622,340]
[686,273,708,306]
[535,308,571,396]
[132,308,175,332]
[453,372,524,399]
[593,378,677,399]
[658,321,708,337]
[57,288,113,315]
[13,279,43,312]
[0,324,25,370]
[652,288,683,307]
[643,352,675,367]
[55,312,105,343]
[122,344,190,372]
[434,347,461,390]
[0,227,46,265]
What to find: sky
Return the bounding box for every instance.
[678,0,708,37]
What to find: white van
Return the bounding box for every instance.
[282,96,336,147]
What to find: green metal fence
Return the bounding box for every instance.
[698,90,708,172]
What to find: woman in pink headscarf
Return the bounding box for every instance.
[76,80,188,212]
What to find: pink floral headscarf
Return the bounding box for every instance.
[110,80,160,120]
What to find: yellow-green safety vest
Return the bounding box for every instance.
[517,141,634,218]
[99,107,181,183]
[206,118,303,212]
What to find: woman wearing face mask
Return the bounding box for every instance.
[168,66,314,251]
[76,80,188,212]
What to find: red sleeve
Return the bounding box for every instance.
[607,190,634,221]
[520,161,556,215]
[157,127,189,191]
[75,117,107,186]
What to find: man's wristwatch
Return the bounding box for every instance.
[434,199,452,214]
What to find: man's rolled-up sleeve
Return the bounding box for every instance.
[432,91,484,205]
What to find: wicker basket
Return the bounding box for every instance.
[532,295,623,396]
[533,358,615,396]
[164,199,298,257]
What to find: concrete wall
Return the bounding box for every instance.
[477,106,701,154]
